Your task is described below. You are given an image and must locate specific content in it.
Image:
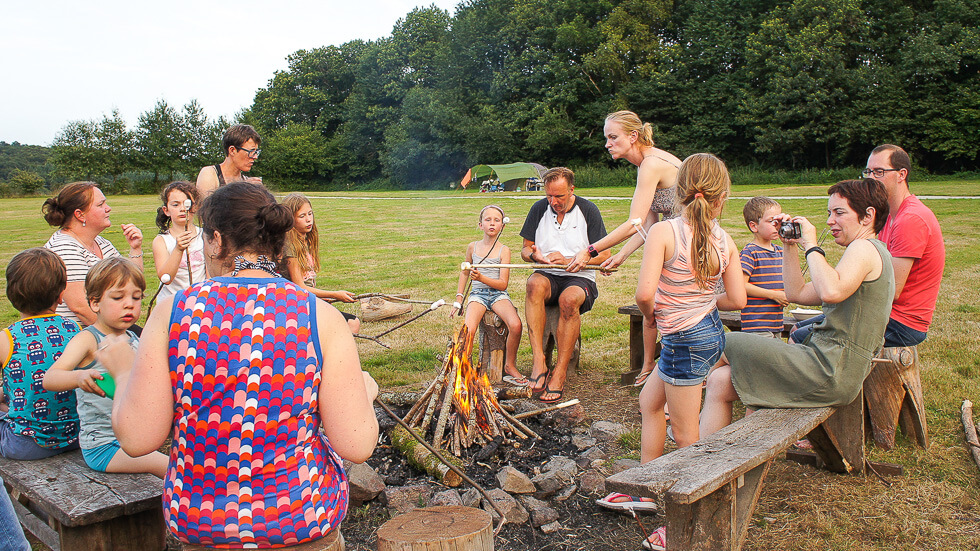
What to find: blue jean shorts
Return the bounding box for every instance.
[468,287,511,309]
[81,440,122,472]
[658,309,725,386]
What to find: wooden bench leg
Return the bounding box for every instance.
[807,390,865,474]
[478,311,507,383]
[543,305,580,374]
[57,506,165,551]
[666,460,771,551]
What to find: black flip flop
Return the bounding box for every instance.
[528,373,549,395]
[538,387,564,404]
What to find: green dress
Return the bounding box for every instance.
[728,239,895,408]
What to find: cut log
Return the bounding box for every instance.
[377,506,494,551]
[961,400,980,472]
[479,311,507,383]
[391,426,463,487]
[360,295,412,322]
[379,391,426,407]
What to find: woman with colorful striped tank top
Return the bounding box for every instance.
[98,182,379,549]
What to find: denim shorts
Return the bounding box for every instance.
[658,309,725,386]
[468,287,511,309]
[81,440,122,472]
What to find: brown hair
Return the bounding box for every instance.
[198,182,294,262]
[281,193,320,273]
[605,110,655,147]
[827,179,890,235]
[85,257,146,305]
[222,125,262,155]
[6,248,67,315]
[871,144,911,183]
[156,181,200,233]
[676,153,731,289]
[742,196,780,228]
[41,182,98,229]
[543,167,575,188]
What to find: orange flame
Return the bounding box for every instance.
[450,326,501,436]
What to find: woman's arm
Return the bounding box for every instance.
[61,281,97,326]
[316,301,379,463]
[283,256,354,302]
[42,331,103,395]
[808,239,879,304]
[635,221,672,320]
[104,296,175,456]
[716,235,748,311]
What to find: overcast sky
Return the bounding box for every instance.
[0,0,459,146]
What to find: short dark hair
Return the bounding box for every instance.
[6,248,67,315]
[543,167,574,188]
[85,257,146,305]
[827,179,890,234]
[222,125,262,155]
[198,182,294,261]
[41,182,98,229]
[742,196,779,228]
[871,144,911,183]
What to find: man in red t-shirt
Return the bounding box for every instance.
[865,144,945,346]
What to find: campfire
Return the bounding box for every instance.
[401,326,538,456]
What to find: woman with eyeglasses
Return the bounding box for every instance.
[195,124,264,199]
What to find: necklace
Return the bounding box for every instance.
[63,228,100,257]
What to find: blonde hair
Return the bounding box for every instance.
[281,193,320,273]
[605,111,654,147]
[85,257,146,304]
[676,153,731,289]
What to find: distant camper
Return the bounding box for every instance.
[195,124,263,199]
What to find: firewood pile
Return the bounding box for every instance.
[401,326,538,456]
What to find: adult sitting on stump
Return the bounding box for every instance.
[100,182,379,549]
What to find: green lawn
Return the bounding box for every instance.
[3,184,979,550]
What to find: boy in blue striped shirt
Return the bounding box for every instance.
[740,197,788,336]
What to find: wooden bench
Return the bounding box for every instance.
[616,305,796,383]
[0,450,165,551]
[605,393,869,551]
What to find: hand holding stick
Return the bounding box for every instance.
[460,261,616,274]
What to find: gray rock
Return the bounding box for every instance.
[540,520,562,534]
[483,488,529,524]
[517,495,549,511]
[429,489,463,507]
[554,402,587,427]
[554,483,577,502]
[590,420,627,442]
[346,462,386,505]
[496,466,535,494]
[578,469,606,495]
[381,484,433,514]
[529,504,559,527]
[571,434,597,450]
[461,487,482,508]
[543,455,578,482]
[575,445,606,468]
[374,405,396,430]
[609,458,641,475]
[531,471,563,499]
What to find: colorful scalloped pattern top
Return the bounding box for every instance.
[166,277,347,547]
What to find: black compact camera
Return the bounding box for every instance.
[778,221,802,240]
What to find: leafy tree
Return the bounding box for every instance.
[259,122,329,188]
[51,119,102,181]
[7,169,46,195]
[135,100,185,183]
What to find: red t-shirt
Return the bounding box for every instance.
[878,195,945,332]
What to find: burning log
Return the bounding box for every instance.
[405,326,536,457]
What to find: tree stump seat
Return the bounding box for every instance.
[0,449,164,551]
[864,345,928,449]
[377,505,493,551]
[479,310,507,383]
[543,303,580,374]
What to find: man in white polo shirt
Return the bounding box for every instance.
[520,167,609,403]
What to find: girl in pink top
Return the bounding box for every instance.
[598,154,745,549]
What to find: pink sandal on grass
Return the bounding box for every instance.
[641,526,666,550]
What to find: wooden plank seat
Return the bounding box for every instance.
[0,449,164,551]
[605,393,867,551]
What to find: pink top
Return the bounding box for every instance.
[654,217,729,334]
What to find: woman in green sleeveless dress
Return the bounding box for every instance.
[700,179,896,435]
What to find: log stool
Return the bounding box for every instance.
[377,506,493,551]
[863,345,928,449]
[182,529,344,550]
[543,304,580,374]
[479,311,507,383]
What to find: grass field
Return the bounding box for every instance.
[3,181,979,550]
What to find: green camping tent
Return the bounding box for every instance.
[462,162,547,191]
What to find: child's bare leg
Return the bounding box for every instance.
[106,448,169,479]
[463,301,488,340]
[700,362,739,438]
[663,382,704,448]
[347,318,361,334]
[638,373,668,463]
[491,299,523,379]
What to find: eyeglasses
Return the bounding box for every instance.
[862,168,900,178]
[237,146,261,158]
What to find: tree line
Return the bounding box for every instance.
[20,0,980,191]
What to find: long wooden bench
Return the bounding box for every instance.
[0,449,165,551]
[605,392,868,551]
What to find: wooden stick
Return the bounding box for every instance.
[513,398,581,420]
[369,300,446,339]
[961,400,980,472]
[353,293,437,305]
[461,261,616,273]
[498,405,539,439]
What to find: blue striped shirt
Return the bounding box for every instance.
[740,243,784,332]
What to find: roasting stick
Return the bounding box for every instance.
[374,398,510,535]
[512,398,580,420]
[183,199,194,287]
[353,300,446,348]
[630,217,649,242]
[145,274,172,320]
[460,262,616,274]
